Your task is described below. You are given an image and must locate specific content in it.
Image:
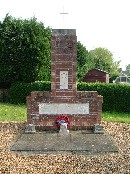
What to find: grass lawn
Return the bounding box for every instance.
[0,103,130,123]
[0,103,26,121]
[102,112,130,124]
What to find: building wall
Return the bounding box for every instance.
[83,69,109,83]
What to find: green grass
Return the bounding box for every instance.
[0,103,129,123]
[102,112,130,124]
[0,103,26,121]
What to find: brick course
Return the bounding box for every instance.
[27,29,103,130]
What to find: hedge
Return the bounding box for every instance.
[9,81,130,113]
[9,81,51,104]
[78,82,130,113]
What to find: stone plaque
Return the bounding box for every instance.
[60,71,68,89]
[39,103,89,115]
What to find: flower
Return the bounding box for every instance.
[55,115,70,129]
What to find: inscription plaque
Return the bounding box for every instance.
[39,103,89,115]
[60,71,68,89]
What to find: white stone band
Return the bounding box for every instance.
[39,103,89,115]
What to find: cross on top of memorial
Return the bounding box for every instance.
[60,6,68,28]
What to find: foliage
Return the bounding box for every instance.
[9,81,51,103]
[0,14,51,85]
[109,75,119,83]
[77,82,130,113]
[77,41,94,81]
[9,81,130,113]
[0,15,122,84]
[89,47,120,77]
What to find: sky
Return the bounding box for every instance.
[0,0,130,70]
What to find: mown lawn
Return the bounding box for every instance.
[0,103,26,121]
[102,112,130,124]
[0,103,130,123]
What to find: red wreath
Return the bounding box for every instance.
[55,115,70,129]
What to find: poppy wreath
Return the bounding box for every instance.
[55,115,70,129]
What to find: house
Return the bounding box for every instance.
[82,69,109,83]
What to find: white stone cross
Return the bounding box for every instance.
[60,6,68,28]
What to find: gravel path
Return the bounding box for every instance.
[0,121,130,174]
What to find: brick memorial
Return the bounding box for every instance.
[26,29,103,131]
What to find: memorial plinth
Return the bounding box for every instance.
[26,29,103,130]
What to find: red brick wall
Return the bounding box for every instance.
[83,69,109,83]
[26,91,103,130]
[51,30,77,97]
[26,30,103,130]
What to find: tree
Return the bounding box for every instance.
[77,41,94,81]
[0,14,51,85]
[89,47,120,77]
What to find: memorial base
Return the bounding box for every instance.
[26,91,103,131]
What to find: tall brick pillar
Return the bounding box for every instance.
[26,29,103,131]
[51,29,77,97]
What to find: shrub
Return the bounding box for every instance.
[9,81,51,104]
[0,15,51,84]
[9,81,130,113]
[77,82,130,113]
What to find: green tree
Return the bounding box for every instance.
[0,14,51,85]
[77,41,94,81]
[89,47,120,77]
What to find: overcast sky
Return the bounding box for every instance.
[0,0,130,70]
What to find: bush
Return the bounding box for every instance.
[9,81,130,113]
[77,82,130,113]
[0,15,51,84]
[9,81,51,104]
